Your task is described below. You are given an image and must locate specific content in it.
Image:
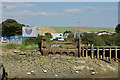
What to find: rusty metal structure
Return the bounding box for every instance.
[40,39,120,60]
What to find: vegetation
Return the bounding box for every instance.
[81,33,106,46]
[3,43,39,50]
[115,24,120,33]
[53,27,114,33]
[100,34,115,46]
[45,33,52,38]
[1,19,120,48]
[63,31,71,35]
[2,19,25,37]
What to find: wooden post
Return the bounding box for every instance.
[24,37,25,45]
[109,48,111,60]
[115,47,117,60]
[86,47,88,57]
[78,38,81,57]
[100,55,102,59]
[91,44,94,59]
[103,47,105,59]
[97,47,99,59]
[82,47,84,57]
[80,40,81,57]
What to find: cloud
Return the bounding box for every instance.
[65,8,84,13]
[2,2,36,9]
[36,11,59,16]
[94,10,101,14]
[3,0,20,2]
[3,10,62,17]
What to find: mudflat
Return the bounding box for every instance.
[2,50,118,78]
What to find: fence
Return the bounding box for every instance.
[7,40,22,44]
[0,35,30,44]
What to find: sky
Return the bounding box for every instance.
[1,0,120,2]
[2,2,118,27]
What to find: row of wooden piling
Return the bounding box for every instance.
[81,47,119,60]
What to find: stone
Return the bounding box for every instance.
[75,60,86,64]
[90,68,94,71]
[43,70,47,73]
[14,50,20,53]
[74,66,85,71]
[27,72,31,75]
[55,74,58,77]
[107,65,117,71]
[91,71,95,75]
[31,70,34,73]
[75,71,79,73]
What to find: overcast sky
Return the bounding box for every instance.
[2,2,118,27]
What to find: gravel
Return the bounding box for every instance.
[1,50,118,78]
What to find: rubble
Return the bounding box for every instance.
[2,50,118,78]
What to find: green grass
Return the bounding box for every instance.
[52,27,115,33]
[53,27,75,33]
[3,43,39,50]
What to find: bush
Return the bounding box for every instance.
[3,43,39,50]
[66,46,75,49]
[81,33,106,46]
[4,43,20,49]
[24,37,38,45]
[59,45,63,48]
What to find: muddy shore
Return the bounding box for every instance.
[1,50,118,78]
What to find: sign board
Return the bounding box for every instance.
[22,27,38,37]
[15,35,19,39]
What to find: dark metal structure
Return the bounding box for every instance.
[40,39,120,61]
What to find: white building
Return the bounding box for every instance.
[96,31,115,35]
[50,33,64,41]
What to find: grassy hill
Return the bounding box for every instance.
[38,27,115,34]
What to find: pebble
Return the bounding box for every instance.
[55,74,58,77]
[2,50,118,78]
[43,70,47,73]
[75,71,79,73]
[31,70,34,73]
[75,60,86,64]
[92,71,95,75]
[27,72,31,75]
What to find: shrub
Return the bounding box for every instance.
[66,46,75,49]
[4,43,20,49]
[59,45,63,48]
[3,43,39,50]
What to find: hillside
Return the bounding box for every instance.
[38,27,115,34]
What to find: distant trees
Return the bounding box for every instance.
[63,31,71,35]
[2,19,25,37]
[115,24,120,33]
[81,33,105,46]
[115,24,120,46]
[114,33,120,46]
[45,33,52,38]
[100,34,115,46]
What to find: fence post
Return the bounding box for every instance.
[115,47,117,61]
[86,47,88,57]
[97,47,99,59]
[103,47,105,59]
[91,44,94,59]
[109,48,111,60]
[82,47,84,57]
